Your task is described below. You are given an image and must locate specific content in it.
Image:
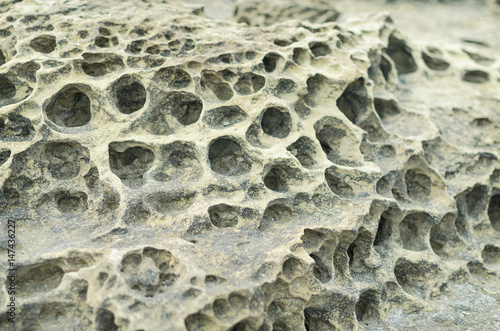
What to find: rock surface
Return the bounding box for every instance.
[0,0,499,330]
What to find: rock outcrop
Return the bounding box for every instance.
[0,0,499,329]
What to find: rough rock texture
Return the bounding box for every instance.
[0,0,499,330]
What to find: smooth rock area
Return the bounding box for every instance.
[0,0,499,330]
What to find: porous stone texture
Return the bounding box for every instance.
[0,0,499,330]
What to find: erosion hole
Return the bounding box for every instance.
[336,78,369,124]
[374,98,400,120]
[154,67,192,89]
[45,86,91,127]
[55,191,88,213]
[465,184,488,217]
[482,244,500,264]
[386,33,418,75]
[0,149,10,166]
[394,258,440,298]
[30,35,56,53]
[325,169,354,198]
[203,105,247,129]
[113,76,146,114]
[147,191,197,213]
[263,166,289,192]
[287,136,317,169]
[164,91,203,125]
[0,75,16,100]
[399,213,432,251]
[45,142,83,179]
[261,107,291,138]
[309,41,331,57]
[208,204,238,228]
[185,313,216,331]
[462,70,490,84]
[81,53,124,77]
[304,308,336,331]
[274,78,297,96]
[405,169,431,201]
[17,262,64,297]
[201,71,233,101]
[355,290,379,321]
[374,213,392,247]
[96,309,118,331]
[234,73,265,95]
[487,194,500,231]
[208,138,251,176]
[292,48,311,66]
[260,203,293,230]
[421,52,450,71]
[109,143,155,187]
[262,52,282,72]
[95,36,110,48]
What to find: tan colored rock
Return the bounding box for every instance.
[0,0,499,330]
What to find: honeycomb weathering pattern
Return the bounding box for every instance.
[0,0,499,329]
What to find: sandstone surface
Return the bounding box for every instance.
[0,0,499,330]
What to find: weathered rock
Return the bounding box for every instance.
[0,0,499,330]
